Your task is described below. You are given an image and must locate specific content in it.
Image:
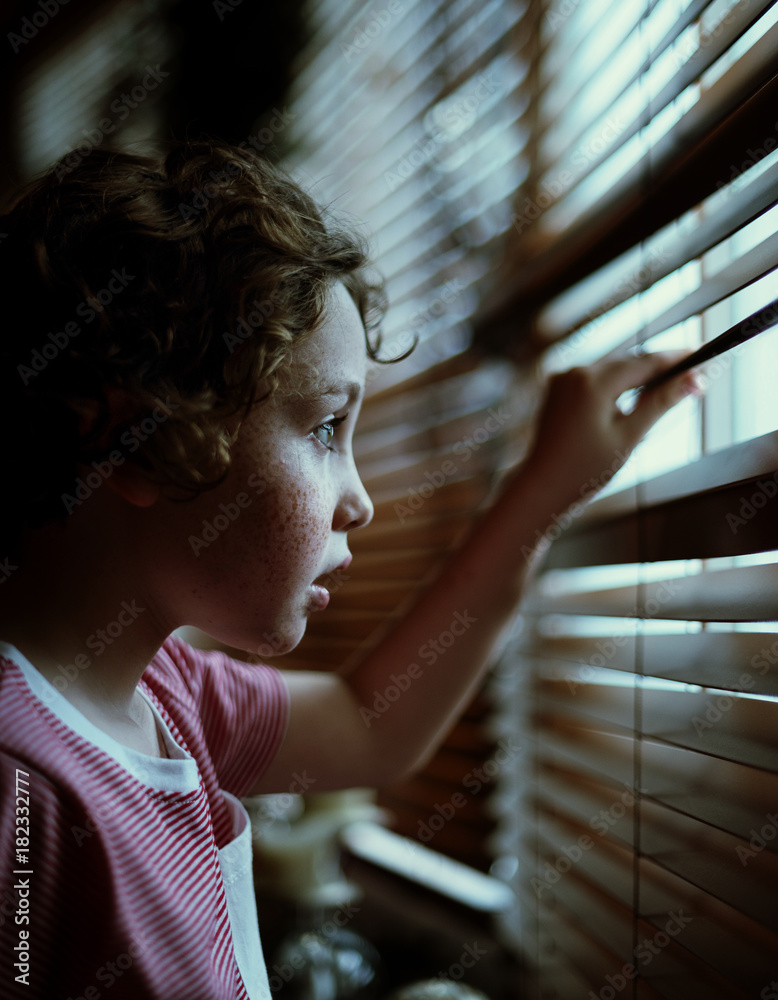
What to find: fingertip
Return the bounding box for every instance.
[672,368,705,401]
[629,367,701,437]
[686,369,706,397]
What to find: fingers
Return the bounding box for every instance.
[594,349,694,396]
[583,349,702,447]
[625,366,701,440]
[524,350,702,505]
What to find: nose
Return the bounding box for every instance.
[336,460,374,532]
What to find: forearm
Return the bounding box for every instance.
[344,455,573,782]
[258,354,696,796]
[344,352,699,784]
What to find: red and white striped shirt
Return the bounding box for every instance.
[0,635,289,999]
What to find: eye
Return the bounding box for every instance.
[312,414,348,451]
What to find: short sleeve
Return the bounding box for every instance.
[144,636,290,800]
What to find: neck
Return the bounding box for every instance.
[0,519,172,716]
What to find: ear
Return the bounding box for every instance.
[70,386,141,439]
[70,387,162,507]
[102,463,161,507]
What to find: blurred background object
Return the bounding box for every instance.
[249,790,386,1000]
[0,0,308,198]
[386,980,491,1000]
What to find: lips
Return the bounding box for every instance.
[315,555,352,584]
[309,554,352,611]
[309,584,330,611]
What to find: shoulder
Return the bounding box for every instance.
[142,633,289,764]
[144,632,288,706]
[144,631,204,690]
[0,650,88,790]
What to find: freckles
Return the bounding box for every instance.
[237,448,330,588]
[281,489,300,528]
[289,488,315,554]
[287,485,329,561]
[254,484,317,581]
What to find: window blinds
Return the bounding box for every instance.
[9,0,171,182]
[281,0,532,872]
[474,0,778,994]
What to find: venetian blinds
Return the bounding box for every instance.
[279,0,534,871]
[474,0,778,994]
[8,0,171,183]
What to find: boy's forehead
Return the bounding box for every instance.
[293,371,365,408]
[281,282,369,399]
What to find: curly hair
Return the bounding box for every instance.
[0,140,393,555]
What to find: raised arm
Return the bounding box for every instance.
[254,352,700,795]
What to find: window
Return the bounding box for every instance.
[473,0,778,993]
[286,0,778,992]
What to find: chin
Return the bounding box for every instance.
[250,615,307,660]
[187,596,313,661]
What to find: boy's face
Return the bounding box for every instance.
[157,280,374,657]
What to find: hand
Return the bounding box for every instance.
[522,351,701,510]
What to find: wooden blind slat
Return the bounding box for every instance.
[531,631,778,695]
[365,479,493,523]
[641,685,778,771]
[537,677,778,770]
[350,510,472,552]
[579,429,778,521]
[538,169,778,343]
[535,895,626,984]
[640,797,778,930]
[644,252,778,348]
[536,862,634,959]
[639,856,778,987]
[533,729,778,842]
[475,58,778,356]
[528,807,634,899]
[533,721,635,787]
[535,768,635,847]
[641,738,778,840]
[544,479,778,567]
[536,679,637,735]
[529,564,778,621]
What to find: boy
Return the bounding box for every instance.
[0,140,699,998]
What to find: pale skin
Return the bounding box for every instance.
[0,281,700,783]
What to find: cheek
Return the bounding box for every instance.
[270,485,328,569]
[238,472,332,587]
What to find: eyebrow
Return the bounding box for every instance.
[306,378,364,406]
